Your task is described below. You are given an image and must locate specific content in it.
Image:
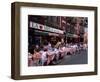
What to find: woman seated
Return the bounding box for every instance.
[59,45,66,59]
[47,45,56,65]
[32,48,41,66]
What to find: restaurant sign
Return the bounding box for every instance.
[29,21,64,34]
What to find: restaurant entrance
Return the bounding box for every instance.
[28,28,63,49]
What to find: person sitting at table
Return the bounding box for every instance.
[59,44,66,59]
[32,48,41,66]
[46,44,56,65]
[39,46,48,66]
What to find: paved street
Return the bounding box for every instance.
[58,50,88,65]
